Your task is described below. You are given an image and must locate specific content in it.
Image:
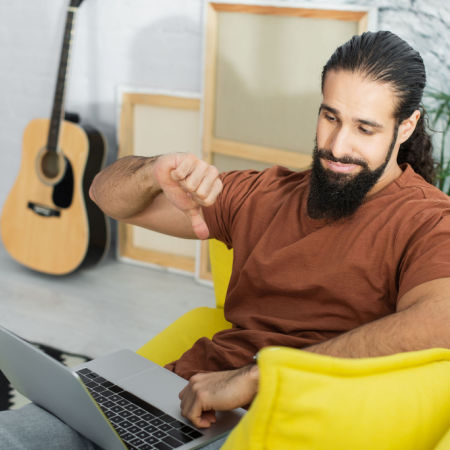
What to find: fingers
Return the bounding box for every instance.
[179,380,216,428]
[200,178,223,206]
[202,410,217,425]
[169,155,221,239]
[155,153,221,240]
[177,367,258,429]
[187,207,210,240]
[170,156,222,207]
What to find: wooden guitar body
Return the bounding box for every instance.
[1,118,109,275]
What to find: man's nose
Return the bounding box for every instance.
[329,126,352,161]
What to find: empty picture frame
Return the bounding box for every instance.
[117,90,202,274]
[202,2,375,170]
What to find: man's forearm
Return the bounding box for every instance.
[305,297,450,358]
[90,155,161,220]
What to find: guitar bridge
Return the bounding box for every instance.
[27,202,61,217]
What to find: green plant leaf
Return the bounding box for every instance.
[425,89,450,193]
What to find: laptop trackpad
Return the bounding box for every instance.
[119,365,188,419]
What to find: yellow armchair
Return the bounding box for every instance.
[136,239,233,366]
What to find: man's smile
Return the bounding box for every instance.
[321,158,361,174]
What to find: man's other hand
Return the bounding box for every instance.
[178,364,259,428]
[152,154,222,240]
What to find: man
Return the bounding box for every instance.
[1,30,449,449]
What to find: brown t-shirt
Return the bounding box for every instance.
[166,164,450,379]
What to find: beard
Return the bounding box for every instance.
[307,126,398,221]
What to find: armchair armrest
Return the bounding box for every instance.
[136,306,232,367]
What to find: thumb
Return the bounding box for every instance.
[187,207,210,240]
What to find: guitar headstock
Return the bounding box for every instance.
[70,0,84,8]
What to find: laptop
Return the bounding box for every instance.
[0,325,245,449]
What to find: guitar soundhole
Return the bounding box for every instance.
[53,156,74,209]
[41,150,62,179]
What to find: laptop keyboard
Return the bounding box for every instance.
[76,368,203,450]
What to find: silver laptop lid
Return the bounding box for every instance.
[0,325,126,450]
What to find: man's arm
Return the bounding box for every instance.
[89,153,222,240]
[306,277,450,357]
[180,277,450,427]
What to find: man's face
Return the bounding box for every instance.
[308,70,402,220]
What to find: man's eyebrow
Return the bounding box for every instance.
[357,118,384,129]
[319,103,384,129]
[319,103,339,116]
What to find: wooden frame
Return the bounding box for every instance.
[198,1,374,280]
[202,2,372,167]
[117,90,201,274]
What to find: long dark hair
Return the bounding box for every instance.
[321,31,435,184]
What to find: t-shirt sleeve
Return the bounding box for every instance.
[201,168,272,248]
[397,207,450,299]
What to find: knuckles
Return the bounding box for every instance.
[208,165,219,179]
[165,154,221,208]
[201,198,214,207]
[188,374,208,394]
[189,373,205,384]
[183,179,197,192]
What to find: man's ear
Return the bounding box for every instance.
[398,109,421,144]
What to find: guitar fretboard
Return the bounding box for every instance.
[47,5,78,153]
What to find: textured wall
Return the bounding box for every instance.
[0,0,448,214]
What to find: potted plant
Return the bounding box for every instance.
[426,89,450,195]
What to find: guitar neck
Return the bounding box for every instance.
[47,1,83,153]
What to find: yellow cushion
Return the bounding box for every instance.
[136,307,231,366]
[223,346,450,450]
[209,239,233,308]
[435,427,450,450]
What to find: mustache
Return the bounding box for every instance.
[315,148,368,169]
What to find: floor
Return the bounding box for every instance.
[0,243,215,358]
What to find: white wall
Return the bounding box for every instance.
[0,0,448,214]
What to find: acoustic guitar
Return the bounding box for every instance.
[1,0,109,275]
